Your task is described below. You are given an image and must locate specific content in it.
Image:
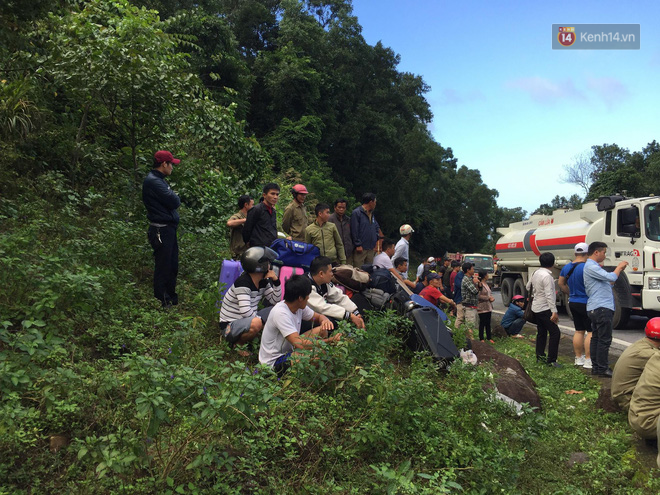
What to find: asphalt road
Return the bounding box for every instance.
[491,288,645,351]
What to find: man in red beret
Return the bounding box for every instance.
[142,150,181,308]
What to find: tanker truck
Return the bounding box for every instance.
[496,195,660,329]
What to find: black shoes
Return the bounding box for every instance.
[547,362,563,368]
[592,369,613,378]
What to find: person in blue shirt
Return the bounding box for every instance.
[501,295,526,337]
[558,242,591,368]
[584,241,628,377]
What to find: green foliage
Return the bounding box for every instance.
[587,141,660,199]
[532,193,583,216]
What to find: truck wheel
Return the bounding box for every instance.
[513,278,527,299]
[501,278,513,306]
[613,290,630,329]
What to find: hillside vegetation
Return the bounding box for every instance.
[1,1,659,493]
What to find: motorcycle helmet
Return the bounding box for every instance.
[241,246,278,273]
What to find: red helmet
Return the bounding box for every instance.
[512,295,525,302]
[292,184,309,195]
[646,318,660,340]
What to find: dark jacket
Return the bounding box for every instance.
[142,170,180,226]
[350,206,380,251]
[329,212,353,258]
[243,201,277,247]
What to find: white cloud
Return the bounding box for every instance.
[439,88,486,105]
[585,76,629,109]
[505,76,586,104]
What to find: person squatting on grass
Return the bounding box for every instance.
[501,295,526,337]
[612,318,660,412]
[305,256,365,330]
[259,275,341,376]
[219,247,281,356]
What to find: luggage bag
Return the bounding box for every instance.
[410,294,449,322]
[219,260,243,300]
[278,266,305,300]
[270,239,320,269]
[409,307,459,368]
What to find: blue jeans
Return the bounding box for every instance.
[588,308,614,374]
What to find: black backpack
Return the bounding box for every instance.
[368,268,397,294]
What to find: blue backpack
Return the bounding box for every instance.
[270,239,320,269]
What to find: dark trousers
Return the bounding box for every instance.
[534,309,560,364]
[589,307,614,373]
[505,318,526,336]
[478,312,492,340]
[148,225,178,306]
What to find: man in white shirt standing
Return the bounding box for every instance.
[526,252,561,367]
[393,224,414,262]
[259,275,341,376]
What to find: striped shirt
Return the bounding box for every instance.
[219,272,281,324]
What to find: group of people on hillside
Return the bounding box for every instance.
[227,182,386,269]
[141,153,660,460]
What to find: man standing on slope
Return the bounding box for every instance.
[350,193,383,267]
[142,150,181,308]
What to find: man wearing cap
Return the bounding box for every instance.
[416,256,435,281]
[420,272,457,309]
[558,242,592,368]
[393,224,414,264]
[142,150,181,308]
[612,318,660,412]
[584,241,629,377]
[282,184,309,241]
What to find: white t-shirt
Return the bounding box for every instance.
[259,301,314,367]
[373,251,394,270]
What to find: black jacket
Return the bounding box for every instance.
[242,201,277,247]
[142,170,180,226]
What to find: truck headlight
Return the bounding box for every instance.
[649,277,660,290]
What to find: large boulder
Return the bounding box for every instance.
[492,324,508,339]
[471,340,542,411]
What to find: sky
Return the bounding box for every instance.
[350,0,660,215]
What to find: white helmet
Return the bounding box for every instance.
[399,224,415,236]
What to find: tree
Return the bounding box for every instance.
[46,0,194,184]
[561,152,595,196]
[532,194,583,216]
